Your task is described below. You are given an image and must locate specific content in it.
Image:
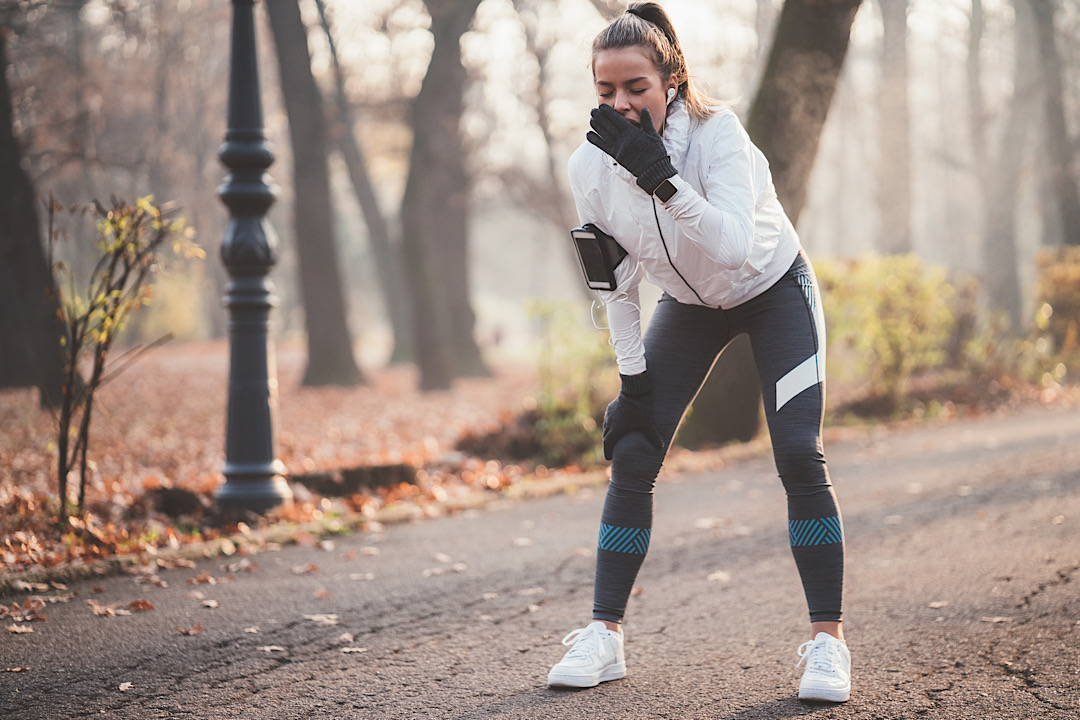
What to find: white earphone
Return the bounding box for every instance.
[667,87,676,104]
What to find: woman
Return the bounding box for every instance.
[546,2,850,703]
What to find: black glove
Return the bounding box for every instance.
[602,372,666,461]
[587,105,676,196]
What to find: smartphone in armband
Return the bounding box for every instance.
[571,223,628,291]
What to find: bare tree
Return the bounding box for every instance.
[877,0,911,254]
[969,0,1038,331]
[313,0,416,363]
[0,13,66,406]
[265,0,363,386]
[400,0,489,390]
[504,0,593,302]
[1029,0,1080,247]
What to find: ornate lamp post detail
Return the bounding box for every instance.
[215,0,292,513]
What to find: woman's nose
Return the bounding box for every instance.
[612,89,632,113]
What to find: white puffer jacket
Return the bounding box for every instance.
[567,99,801,375]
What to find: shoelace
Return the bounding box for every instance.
[561,626,603,660]
[796,637,841,673]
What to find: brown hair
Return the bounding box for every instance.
[591,2,717,123]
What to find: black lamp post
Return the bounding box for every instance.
[215,0,292,514]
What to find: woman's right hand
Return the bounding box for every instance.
[587,106,676,197]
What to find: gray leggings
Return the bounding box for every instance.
[593,252,844,623]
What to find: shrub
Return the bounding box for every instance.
[816,254,957,415]
[49,197,202,522]
[529,301,618,467]
[1035,246,1080,367]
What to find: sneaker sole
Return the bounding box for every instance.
[798,686,850,703]
[547,662,626,688]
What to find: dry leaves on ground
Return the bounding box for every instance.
[0,341,544,575]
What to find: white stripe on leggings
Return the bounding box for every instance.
[776,269,827,412]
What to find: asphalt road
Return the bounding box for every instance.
[2,405,1079,719]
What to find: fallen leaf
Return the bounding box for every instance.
[12,580,48,592]
[433,552,452,563]
[243,626,260,633]
[335,632,355,644]
[127,599,155,612]
[118,682,133,692]
[341,647,368,654]
[981,616,1013,623]
[223,558,257,574]
[303,613,339,626]
[314,588,333,599]
[159,558,197,569]
[33,593,73,604]
[187,571,217,585]
[1,667,30,672]
[928,601,949,609]
[86,600,131,617]
[707,571,732,583]
[348,573,374,581]
[291,564,319,575]
[341,549,359,560]
[5,624,33,634]
[360,547,380,556]
[512,537,533,547]
[256,645,287,653]
[178,624,203,636]
[202,600,220,609]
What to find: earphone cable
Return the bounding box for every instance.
[652,197,705,304]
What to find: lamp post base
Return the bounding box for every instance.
[215,460,292,515]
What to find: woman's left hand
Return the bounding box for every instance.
[587,105,676,196]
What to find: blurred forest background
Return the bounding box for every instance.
[2,0,1080,539]
[0,0,1074,358]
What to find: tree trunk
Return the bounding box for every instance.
[680,0,861,448]
[876,0,911,254]
[1028,0,1080,247]
[981,0,1038,331]
[400,0,487,390]
[966,0,989,192]
[0,27,66,407]
[747,0,862,220]
[265,0,362,386]
[313,0,416,364]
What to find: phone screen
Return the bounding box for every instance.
[574,235,608,284]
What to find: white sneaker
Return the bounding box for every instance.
[796,632,851,702]
[547,621,626,688]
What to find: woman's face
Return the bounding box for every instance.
[593,46,676,134]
